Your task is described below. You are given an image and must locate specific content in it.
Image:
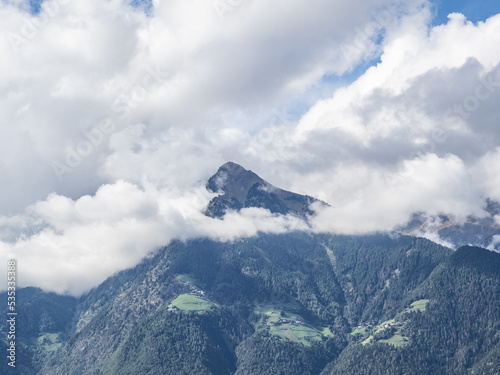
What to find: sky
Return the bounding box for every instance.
[1,0,500,295]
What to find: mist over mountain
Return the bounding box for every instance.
[2,163,500,374]
[400,199,500,251]
[205,162,500,252]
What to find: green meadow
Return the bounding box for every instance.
[168,294,216,312]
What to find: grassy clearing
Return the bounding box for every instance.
[360,299,429,347]
[38,333,62,352]
[269,323,330,346]
[379,334,408,347]
[362,336,374,345]
[407,299,429,313]
[168,294,216,312]
[254,302,332,346]
[292,325,324,341]
[254,303,302,322]
[361,323,409,347]
[350,327,367,336]
[321,327,333,336]
[269,325,294,342]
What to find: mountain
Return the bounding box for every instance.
[401,199,500,251]
[4,162,500,374]
[324,245,500,375]
[37,233,452,375]
[205,162,326,218]
[27,233,500,375]
[206,162,500,251]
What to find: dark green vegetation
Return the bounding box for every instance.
[325,246,500,375]
[0,287,76,374]
[3,235,500,374]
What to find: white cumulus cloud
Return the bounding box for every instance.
[1,0,500,295]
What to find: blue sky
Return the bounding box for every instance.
[28,0,153,14]
[432,0,500,25]
[315,0,500,120]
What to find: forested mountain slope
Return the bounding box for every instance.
[4,233,499,374]
[323,246,500,375]
[35,232,468,375]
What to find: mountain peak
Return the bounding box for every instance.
[205,162,326,218]
[206,162,262,195]
[218,161,247,174]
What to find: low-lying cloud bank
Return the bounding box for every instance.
[0,160,497,296]
[0,182,312,295]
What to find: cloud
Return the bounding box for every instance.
[0,0,425,213]
[2,1,500,295]
[473,147,500,202]
[1,181,309,295]
[307,153,486,234]
[245,11,500,230]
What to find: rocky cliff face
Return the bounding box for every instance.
[205,162,326,218]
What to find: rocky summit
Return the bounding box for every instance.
[205,162,326,218]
